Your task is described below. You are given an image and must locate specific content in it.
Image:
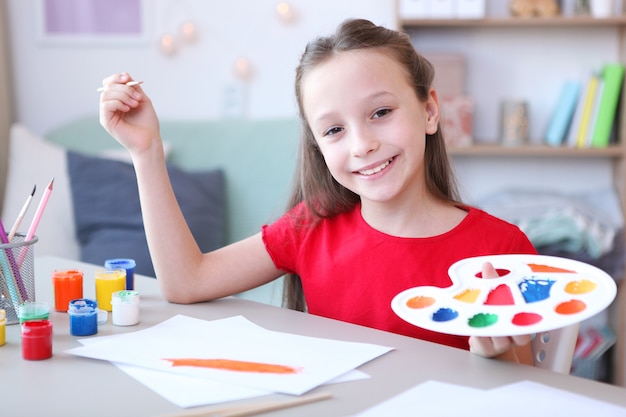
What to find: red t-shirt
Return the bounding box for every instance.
[262,202,537,350]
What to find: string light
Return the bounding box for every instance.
[233,57,253,80]
[181,21,197,43]
[159,33,176,55]
[276,2,296,24]
[158,1,198,56]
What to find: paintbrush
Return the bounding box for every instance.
[156,391,332,417]
[97,80,143,92]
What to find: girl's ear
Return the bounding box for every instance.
[425,87,440,135]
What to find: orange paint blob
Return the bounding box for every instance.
[528,263,575,273]
[406,296,436,309]
[163,358,300,374]
[453,289,481,303]
[565,279,597,294]
[555,299,586,315]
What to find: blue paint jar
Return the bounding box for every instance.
[105,258,136,290]
[68,298,98,336]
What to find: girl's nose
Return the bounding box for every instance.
[350,129,379,157]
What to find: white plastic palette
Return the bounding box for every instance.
[391,254,617,337]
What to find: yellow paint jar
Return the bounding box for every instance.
[95,269,126,312]
[0,309,5,346]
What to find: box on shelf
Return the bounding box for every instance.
[429,0,455,18]
[398,0,486,19]
[440,95,474,148]
[398,0,428,18]
[424,53,466,97]
[457,0,486,18]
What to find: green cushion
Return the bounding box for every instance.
[46,116,300,245]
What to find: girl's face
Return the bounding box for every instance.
[302,49,440,207]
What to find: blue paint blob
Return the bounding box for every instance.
[432,307,459,322]
[518,277,555,303]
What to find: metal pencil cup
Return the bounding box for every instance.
[0,234,38,324]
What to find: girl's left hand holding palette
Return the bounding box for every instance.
[391,254,617,337]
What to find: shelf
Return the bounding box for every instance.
[401,16,626,28]
[447,144,624,158]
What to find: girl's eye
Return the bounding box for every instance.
[373,108,392,119]
[323,126,343,137]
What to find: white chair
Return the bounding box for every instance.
[531,323,580,374]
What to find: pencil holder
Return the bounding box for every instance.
[0,234,38,324]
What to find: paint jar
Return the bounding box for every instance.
[95,268,126,312]
[18,301,49,323]
[21,319,53,360]
[105,258,136,290]
[0,309,6,346]
[52,269,83,312]
[68,298,98,336]
[499,100,529,146]
[111,290,140,326]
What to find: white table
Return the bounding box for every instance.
[3,256,626,416]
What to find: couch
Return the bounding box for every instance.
[2,117,300,306]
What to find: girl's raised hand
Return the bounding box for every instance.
[468,262,533,364]
[98,72,160,157]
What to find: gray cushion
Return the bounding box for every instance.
[67,151,225,277]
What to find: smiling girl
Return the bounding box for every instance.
[99,19,536,363]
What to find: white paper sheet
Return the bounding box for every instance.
[80,317,369,408]
[68,314,391,396]
[353,380,626,417]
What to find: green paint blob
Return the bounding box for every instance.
[468,313,498,328]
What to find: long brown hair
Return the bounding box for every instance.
[282,18,461,311]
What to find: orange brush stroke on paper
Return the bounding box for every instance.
[528,263,575,273]
[163,358,300,374]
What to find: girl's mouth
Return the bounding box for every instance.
[356,157,394,176]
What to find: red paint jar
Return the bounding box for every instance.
[21,319,53,360]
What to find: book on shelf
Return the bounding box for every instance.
[574,73,602,148]
[565,73,599,148]
[585,78,605,147]
[544,80,581,147]
[590,63,625,148]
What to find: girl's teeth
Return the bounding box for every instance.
[359,159,392,176]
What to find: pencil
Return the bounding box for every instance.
[97,80,143,92]
[7,184,36,241]
[17,178,54,267]
[0,217,26,303]
[156,391,332,417]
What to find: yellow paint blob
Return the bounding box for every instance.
[565,279,597,294]
[453,288,481,303]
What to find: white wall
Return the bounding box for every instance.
[5,0,619,207]
[6,0,396,136]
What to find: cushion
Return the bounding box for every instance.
[67,151,225,277]
[2,124,79,260]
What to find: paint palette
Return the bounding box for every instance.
[391,254,617,337]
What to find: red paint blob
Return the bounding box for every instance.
[484,284,515,305]
[512,312,542,326]
[555,299,586,315]
[475,269,510,278]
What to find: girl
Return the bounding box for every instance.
[99,19,535,363]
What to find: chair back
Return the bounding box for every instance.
[532,323,580,374]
